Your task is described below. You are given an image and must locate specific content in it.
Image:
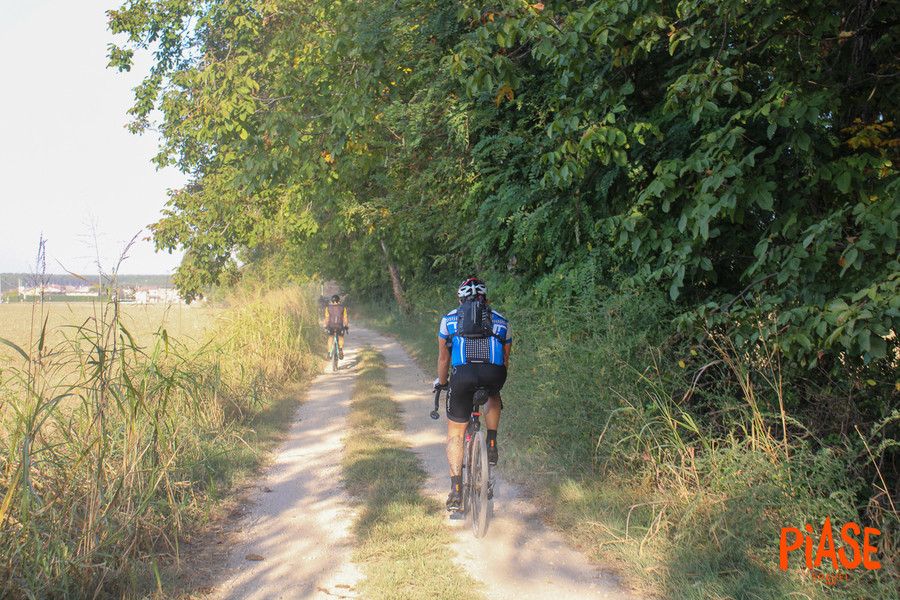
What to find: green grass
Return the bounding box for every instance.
[358,291,899,600]
[342,347,482,600]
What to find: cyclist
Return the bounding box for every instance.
[324,294,348,360]
[435,277,511,511]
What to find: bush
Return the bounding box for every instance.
[374,275,898,598]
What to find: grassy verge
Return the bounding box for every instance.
[358,291,898,600]
[342,347,481,600]
[0,285,323,599]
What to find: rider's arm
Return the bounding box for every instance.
[437,337,451,386]
[342,307,348,328]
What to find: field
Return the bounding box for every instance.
[0,301,219,362]
[0,289,322,599]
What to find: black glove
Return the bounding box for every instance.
[344,326,349,335]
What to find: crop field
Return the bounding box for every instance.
[0,301,219,360]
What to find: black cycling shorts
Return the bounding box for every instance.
[326,326,345,335]
[447,363,507,424]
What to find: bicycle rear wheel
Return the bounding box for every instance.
[468,430,490,537]
[332,335,339,372]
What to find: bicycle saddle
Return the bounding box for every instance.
[473,389,489,406]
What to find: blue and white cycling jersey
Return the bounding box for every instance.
[439,307,512,367]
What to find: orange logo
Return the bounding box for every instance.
[780,517,882,573]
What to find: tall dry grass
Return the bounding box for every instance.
[0,283,320,598]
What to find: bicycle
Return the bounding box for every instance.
[327,327,346,372]
[431,385,493,538]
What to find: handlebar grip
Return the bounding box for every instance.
[430,386,444,420]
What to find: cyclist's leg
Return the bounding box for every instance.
[327,329,335,355]
[447,365,477,423]
[479,365,507,464]
[477,364,506,426]
[484,396,501,429]
[446,419,466,474]
[446,366,476,509]
[485,396,501,465]
[337,333,345,358]
[445,419,466,510]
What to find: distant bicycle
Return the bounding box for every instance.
[431,385,493,537]
[328,327,347,372]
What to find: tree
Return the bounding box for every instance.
[110,0,900,374]
[447,0,900,371]
[109,0,476,303]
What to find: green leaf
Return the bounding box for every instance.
[858,329,871,352]
[0,337,28,361]
[669,279,680,301]
[835,171,851,194]
[869,335,887,359]
[794,332,812,349]
[842,248,858,272]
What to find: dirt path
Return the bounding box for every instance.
[205,351,363,599]
[204,327,641,600]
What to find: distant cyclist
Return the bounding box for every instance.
[435,277,511,511]
[324,294,348,360]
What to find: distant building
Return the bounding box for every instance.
[11,282,182,304]
[133,287,183,304]
[20,284,63,297]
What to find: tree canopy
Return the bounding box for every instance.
[109,0,899,374]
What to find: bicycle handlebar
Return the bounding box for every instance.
[430,385,447,420]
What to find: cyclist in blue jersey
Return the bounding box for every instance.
[435,277,512,511]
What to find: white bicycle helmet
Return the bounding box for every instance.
[457,277,487,299]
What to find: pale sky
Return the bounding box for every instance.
[0,0,187,275]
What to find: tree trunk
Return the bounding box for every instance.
[380,239,409,314]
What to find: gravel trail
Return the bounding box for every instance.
[203,327,641,600]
